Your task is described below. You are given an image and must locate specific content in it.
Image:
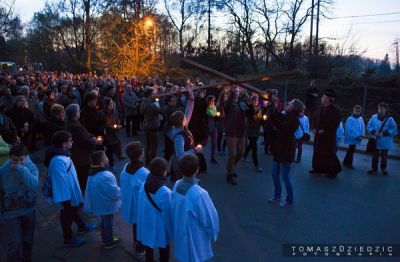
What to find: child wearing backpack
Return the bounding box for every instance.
[343,105,365,169]
[0,143,38,262]
[84,150,122,249]
[366,102,398,175]
[137,157,172,262]
[120,141,149,259]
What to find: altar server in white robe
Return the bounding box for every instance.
[172,154,219,262]
[137,157,172,262]
[84,150,122,249]
[44,130,86,247]
[342,105,365,169]
[120,141,149,258]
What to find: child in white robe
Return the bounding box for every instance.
[84,150,122,249]
[343,105,365,169]
[137,157,172,262]
[172,154,219,262]
[120,141,149,258]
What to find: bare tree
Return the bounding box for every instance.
[223,0,259,73]
[284,0,311,69]
[255,0,285,70]
[164,0,204,56]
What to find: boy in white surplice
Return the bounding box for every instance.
[172,154,219,262]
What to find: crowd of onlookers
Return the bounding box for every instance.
[0,70,398,262]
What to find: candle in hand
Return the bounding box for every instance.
[96,136,103,142]
[263,114,267,120]
[113,124,118,129]
[155,98,159,102]
[216,112,221,117]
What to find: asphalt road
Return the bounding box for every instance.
[1,133,399,262]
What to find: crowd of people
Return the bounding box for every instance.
[0,70,398,262]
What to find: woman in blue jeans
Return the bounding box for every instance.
[267,99,304,207]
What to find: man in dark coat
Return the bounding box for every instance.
[65,104,98,191]
[310,89,342,178]
[304,80,321,130]
[80,92,105,137]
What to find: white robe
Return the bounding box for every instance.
[48,155,83,206]
[137,185,173,248]
[172,180,219,262]
[344,115,365,145]
[120,165,149,224]
[83,170,121,216]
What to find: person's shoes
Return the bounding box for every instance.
[226,175,237,185]
[255,167,263,173]
[326,173,337,179]
[280,201,293,208]
[243,157,250,162]
[64,236,86,247]
[367,169,378,175]
[309,170,318,174]
[211,158,218,164]
[381,170,388,176]
[135,250,146,260]
[343,163,354,169]
[77,223,97,234]
[104,235,122,250]
[268,197,280,203]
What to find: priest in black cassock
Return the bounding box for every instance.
[309,89,342,178]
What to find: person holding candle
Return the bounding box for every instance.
[268,99,304,207]
[100,97,123,172]
[243,95,262,172]
[168,84,202,181]
[206,95,218,164]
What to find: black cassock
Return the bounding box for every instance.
[312,104,342,175]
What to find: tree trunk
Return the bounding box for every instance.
[84,0,91,72]
[247,37,258,73]
[207,0,211,52]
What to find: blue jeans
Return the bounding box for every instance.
[271,161,293,203]
[101,214,114,244]
[6,210,36,262]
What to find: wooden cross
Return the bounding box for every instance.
[181,58,302,100]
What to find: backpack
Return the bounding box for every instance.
[42,159,72,199]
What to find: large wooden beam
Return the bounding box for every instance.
[181,58,301,99]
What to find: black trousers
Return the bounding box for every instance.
[217,131,226,152]
[75,164,91,192]
[164,133,173,161]
[60,201,85,241]
[295,139,303,161]
[105,144,117,167]
[372,149,389,171]
[145,131,158,166]
[126,114,140,135]
[132,224,145,252]
[145,245,170,262]
[244,136,259,167]
[343,145,356,166]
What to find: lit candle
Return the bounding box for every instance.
[216,112,221,117]
[196,144,203,149]
[96,136,103,142]
[113,124,118,129]
[263,114,267,120]
[155,98,159,102]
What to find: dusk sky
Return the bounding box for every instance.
[15,0,400,62]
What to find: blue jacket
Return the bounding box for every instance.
[84,170,121,216]
[367,114,398,150]
[0,156,38,219]
[294,115,309,139]
[344,115,365,145]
